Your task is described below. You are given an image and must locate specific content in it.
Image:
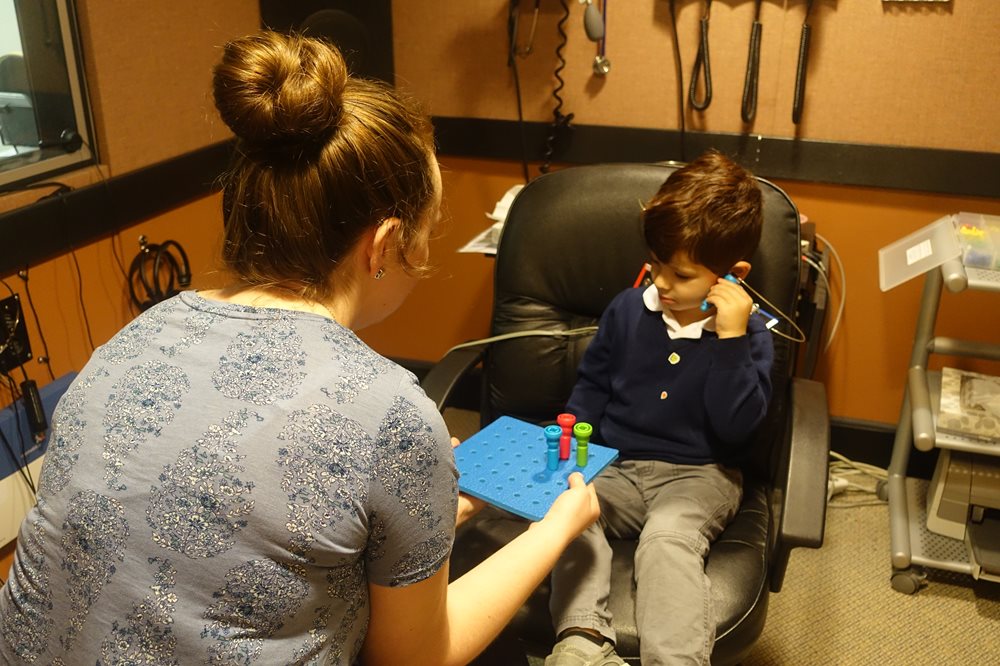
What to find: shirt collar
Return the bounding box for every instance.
[641,284,716,340]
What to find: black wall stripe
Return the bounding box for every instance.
[2,121,997,277]
[0,141,233,277]
[433,117,1000,200]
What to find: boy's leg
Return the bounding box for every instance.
[548,462,646,646]
[634,462,742,666]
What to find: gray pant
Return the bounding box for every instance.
[549,460,742,666]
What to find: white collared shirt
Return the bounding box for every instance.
[641,284,716,340]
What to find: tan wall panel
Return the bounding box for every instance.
[394,1,1000,152]
[74,0,259,175]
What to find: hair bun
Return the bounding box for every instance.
[213,32,348,154]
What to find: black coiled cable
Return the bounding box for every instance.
[128,237,191,312]
[540,0,574,175]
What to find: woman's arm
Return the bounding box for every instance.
[362,473,599,666]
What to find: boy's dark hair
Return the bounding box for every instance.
[642,149,763,276]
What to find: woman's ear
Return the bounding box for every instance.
[368,217,401,277]
[729,260,752,280]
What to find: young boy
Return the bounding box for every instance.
[545,149,774,666]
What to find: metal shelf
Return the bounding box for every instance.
[888,256,1000,593]
[926,370,1000,456]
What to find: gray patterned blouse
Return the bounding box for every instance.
[0,291,458,665]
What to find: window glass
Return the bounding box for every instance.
[0,0,94,190]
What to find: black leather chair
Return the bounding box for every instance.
[423,162,830,665]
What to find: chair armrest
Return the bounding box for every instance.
[770,377,830,592]
[420,344,487,413]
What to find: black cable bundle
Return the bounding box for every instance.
[540,0,574,175]
[128,237,191,311]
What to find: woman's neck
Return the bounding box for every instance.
[199,285,357,327]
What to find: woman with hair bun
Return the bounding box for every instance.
[0,31,598,665]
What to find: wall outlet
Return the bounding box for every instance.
[0,294,31,374]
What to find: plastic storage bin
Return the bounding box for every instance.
[955,212,1000,271]
[879,215,962,292]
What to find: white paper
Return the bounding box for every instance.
[458,184,524,255]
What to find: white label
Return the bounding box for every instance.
[905,239,933,266]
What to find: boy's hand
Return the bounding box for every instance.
[452,437,487,525]
[708,276,754,339]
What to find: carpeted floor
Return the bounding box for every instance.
[742,499,1000,665]
[445,409,1000,665]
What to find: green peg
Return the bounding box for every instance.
[574,422,593,467]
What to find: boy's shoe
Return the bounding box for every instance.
[543,637,627,666]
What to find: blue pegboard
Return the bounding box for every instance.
[454,416,619,522]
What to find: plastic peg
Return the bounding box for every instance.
[544,424,562,471]
[574,422,593,467]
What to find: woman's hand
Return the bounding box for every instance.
[534,472,600,544]
[452,437,487,526]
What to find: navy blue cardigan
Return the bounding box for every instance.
[566,287,774,466]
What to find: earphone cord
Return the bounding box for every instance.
[736,276,807,343]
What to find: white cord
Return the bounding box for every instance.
[829,450,887,480]
[443,326,599,356]
[801,254,834,351]
[736,277,807,343]
[827,450,887,508]
[814,232,846,354]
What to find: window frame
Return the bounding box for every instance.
[0,0,95,191]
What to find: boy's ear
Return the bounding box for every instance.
[729,260,751,280]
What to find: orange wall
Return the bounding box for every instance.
[774,180,1000,423]
[1,2,997,429]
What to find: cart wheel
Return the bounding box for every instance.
[876,480,888,502]
[891,569,925,594]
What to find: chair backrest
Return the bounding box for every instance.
[482,162,802,478]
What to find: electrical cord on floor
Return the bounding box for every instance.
[827,450,886,508]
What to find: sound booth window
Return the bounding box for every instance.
[0,0,94,191]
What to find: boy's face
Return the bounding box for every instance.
[648,250,719,319]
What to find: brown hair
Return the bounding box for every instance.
[642,149,763,276]
[212,31,437,300]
